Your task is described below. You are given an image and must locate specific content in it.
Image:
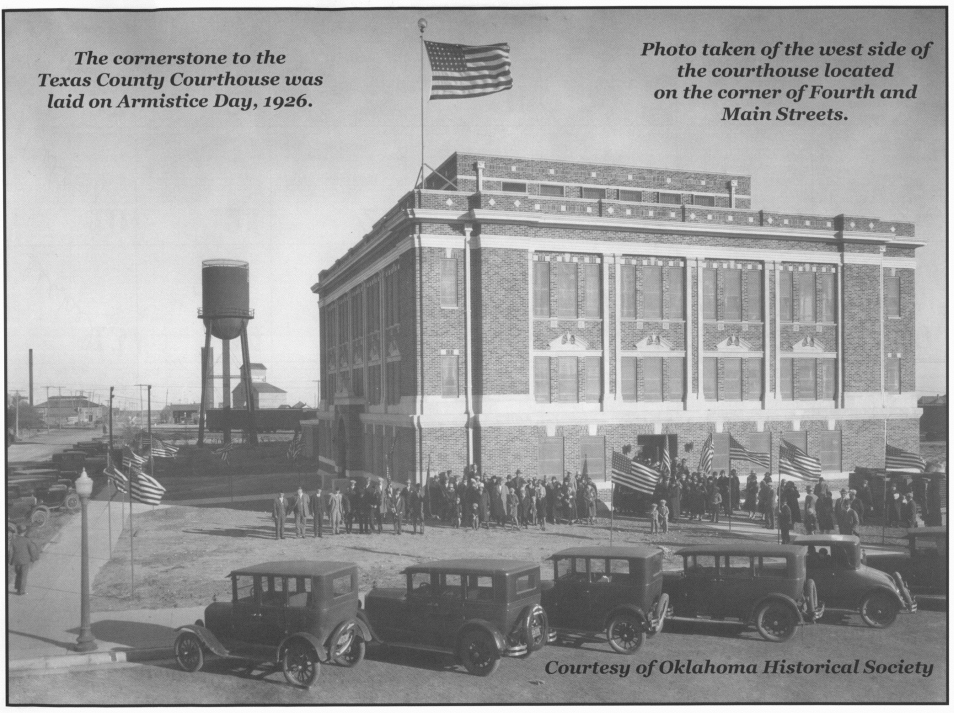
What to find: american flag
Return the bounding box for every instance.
[698,434,714,475]
[130,470,166,506]
[611,452,660,496]
[425,41,512,100]
[661,437,671,476]
[214,441,236,463]
[151,438,179,458]
[123,448,145,472]
[136,432,152,451]
[779,440,822,481]
[729,435,771,470]
[287,434,303,461]
[885,444,926,472]
[107,465,128,494]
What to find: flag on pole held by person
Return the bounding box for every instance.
[425,41,512,100]
[661,437,671,476]
[885,444,926,472]
[107,465,128,494]
[778,440,822,481]
[698,434,714,475]
[130,470,166,506]
[728,435,771,470]
[611,452,660,496]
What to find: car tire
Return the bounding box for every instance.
[30,506,50,528]
[606,612,646,655]
[64,493,81,512]
[755,601,798,642]
[329,622,366,668]
[804,579,819,618]
[523,605,549,654]
[281,638,321,688]
[174,632,204,673]
[860,591,899,628]
[459,628,501,676]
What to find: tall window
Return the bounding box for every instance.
[557,357,578,402]
[819,360,836,400]
[441,355,459,398]
[351,292,363,340]
[782,431,807,452]
[820,273,836,322]
[583,263,601,319]
[534,357,550,402]
[539,437,564,478]
[724,269,742,321]
[749,432,771,465]
[723,358,743,400]
[584,356,601,401]
[666,357,686,401]
[386,361,401,405]
[640,358,663,401]
[745,270,762,321]
[886,276,900,318]
[796,358,816,400]
[797,272,816,323]
[440,258,458,309]
[711,433,730,473]
[820,431,842,472]
[780,360,793,400]
[885,357,901,394]
[368,365,381,405]
[533,262,550,318]
[621,357,637,401]
[556,263,578,318]
[580,436,606,479]
[620,265,636,319]
[703,268,718,320]
[745,359,763,401]
[641,266,663,319]
[667,267,684,319]
[703,357,718,400]
[366,281,380,331]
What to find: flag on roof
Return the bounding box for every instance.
[698,434,714,475]
[425,41,512,100]
[107,465,128,494]
[130,470,165,506]
[611,451,660,496]
[729,435,771,470]
[885,444,926,472]
[779,440,822,481]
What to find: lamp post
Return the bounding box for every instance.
[74,468,97,652]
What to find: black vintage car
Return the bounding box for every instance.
[541,546,668,654]
[174,561,369,688]
[360,559,549,676]
[791,534,916,627]
[662,543,824,642]
[866,527,947,595]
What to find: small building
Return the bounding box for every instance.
[232,364,288,409]
[36,396,104,427]
[169,403,203,424]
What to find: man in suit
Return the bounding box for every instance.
[272,492,287,540]
[9,524,39,595]
[311,488,324,538]
[903,493,919,528]
[292,487,310,538]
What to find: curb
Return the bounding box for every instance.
[9,647,173,673]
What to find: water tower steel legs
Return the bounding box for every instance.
[240,324,258,446]
[197,323,212,447]
[222,338,231,445]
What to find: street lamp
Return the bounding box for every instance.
[74,468,97,652]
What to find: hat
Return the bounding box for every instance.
[17,524,27,534]
[840,489,847,494]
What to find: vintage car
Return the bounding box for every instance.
[360,559,549,676]
[791,534,916,627]
[174,561,369,688]
[541,546,668,654]
[866,527,947,595]
[662,543,825,642]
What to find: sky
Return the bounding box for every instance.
[5,7,947,411]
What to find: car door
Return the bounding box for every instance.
[257,575,288,646]
[805,546,840,607]
[403,571,441,646]
[551,557,590,629]
[710,556,754,619]
[683,555,719,617]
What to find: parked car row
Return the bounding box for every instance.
[174,539,918,688]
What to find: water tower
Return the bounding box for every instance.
[197,259,258,446]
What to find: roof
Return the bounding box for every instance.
[550,546,662,560]
[229,561,356,578]
[674,543,808,557]
[403,559,538,576]
[232,381,287,395]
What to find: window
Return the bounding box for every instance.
[782,431,807,452]
[501,181,526,193]
[820,430,842,472]
[352,368,364,398]
[725,556,752,577]
[580,436,605,479]
[555,558,572,580]
[618,189,642,202]
[885,357,901,394]
[757,557,788,578]
[780,359,793,400]
[514,571,537,594]
[539,437,564,478]
[440,258,458,308]
[820,273,836,322]
[621,357,637,401]
[689,555,717,575]
[723,358,743,400]
[666,267,684,319]
[658,192,681,204]
[556,263,578,318]
[693,194,716,207]
[441,355,459,398]
[640,358,663,401]
[366,281,380,331]
[641,266,663,319]
[386,361,401,405]
[584,357,601,402]
[743,358,761,400]
[796,358,816,400]
[557,357,578,402]
[796,272,816,322]
[703,357,718,400]
[886,276,900,318]
[539,184,564,197]
[581,187,606,199]
[441,574,463,599]
[534,357,550,403]
[609,559,630,575]
[666,357,686,401]
[819,360,836,400]
[711,433,729,473]
[724,269,742,321]
[745,270,762,321]
[351,292,364,340]
[748,432,771,465]
[583,263,601,319]
[332,573,352,597]
[234,575,255,603]
[533,262,550,318]
[703,268,718,320]
[780,270,794,323]
[409,572,435,596]
[368,365,381,405]
[620,265,636,319]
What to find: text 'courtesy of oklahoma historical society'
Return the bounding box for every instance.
[544,659,935,679]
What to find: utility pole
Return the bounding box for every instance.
[135,384,146,426]
[147,385,153,475]
[15,391,20,439]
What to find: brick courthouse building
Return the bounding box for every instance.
[305,152,921,485]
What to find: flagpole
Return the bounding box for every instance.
[610,483,614,546]
[418,18,427,189]
[129,462,135,599]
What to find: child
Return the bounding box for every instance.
[659,500,670,533]
[471,501,480,531]
[452,496,462,529]
[649,503,659,534]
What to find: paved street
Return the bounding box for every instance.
[9,608,945,704]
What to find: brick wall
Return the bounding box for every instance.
[884,267,916,392]
[842,264,881,392]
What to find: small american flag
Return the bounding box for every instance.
[698,434,714,475]
[611,451,660,496]
[130,470,166,506]
[287,434,303,461]
[729,435,771,470]
[123,448,145,472]
[151,438,179,458]
[107,465,128,494]
[885,444,926,472]
[214,442,236,463]
[425,41,512,100]
[779,440,822,481]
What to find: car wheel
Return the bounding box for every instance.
[755,601,798,642]
[524,605,549,654]
[30,506,50,528]
[329,623,366,668]
[860,591,899,628]
[606,612,646,655]
[281,638,320,688]
[459,628,501,676]
[174,632,204,673]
